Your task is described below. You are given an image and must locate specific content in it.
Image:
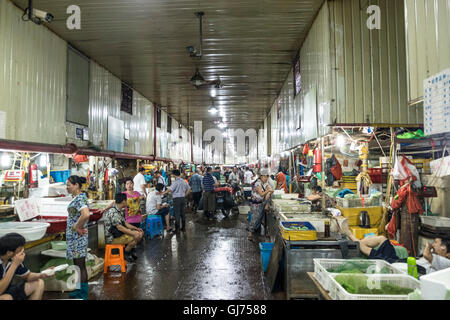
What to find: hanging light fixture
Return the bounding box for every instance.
[210,87,217,98]
[190,68,206,88]
[208,100,218,114]
[336,135,346,148]
[218,118,227,129]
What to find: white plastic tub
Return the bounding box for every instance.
[0,222,50,242]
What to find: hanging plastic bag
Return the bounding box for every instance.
[392,155,422,188]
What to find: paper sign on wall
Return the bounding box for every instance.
[424,68,450,136]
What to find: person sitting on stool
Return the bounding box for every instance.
[104,193,144,262]
[146,183,172,232]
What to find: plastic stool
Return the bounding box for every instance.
[145,215,164,239]
[139,220,146,232]
[103,244,127,273]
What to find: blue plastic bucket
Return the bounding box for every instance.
[259,242,274,272]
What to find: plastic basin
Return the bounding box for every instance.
[0,222,50,242]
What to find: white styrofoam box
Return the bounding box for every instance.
[430,156,450,178]
[420,216,450,228]
[39,197,71,217]
[420,268,450,300]
[0,222,50,241]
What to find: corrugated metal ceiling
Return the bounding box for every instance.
[11,0,324,130]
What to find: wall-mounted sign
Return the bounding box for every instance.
[76,128,83,139]
[424,68,450,136]
[4,170,25,182]
[82,128,89,141]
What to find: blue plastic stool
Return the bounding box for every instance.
[145,215,164,239]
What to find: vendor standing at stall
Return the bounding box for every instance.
[123,178,146,229]
[276,168,288,193]
[66,175,90,300]
[248,169,273,241]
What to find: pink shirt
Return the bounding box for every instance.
[123,191,142,224]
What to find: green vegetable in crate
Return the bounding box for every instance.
[334,275,414,295]
[327,261,372,273]
[340,269,364,274]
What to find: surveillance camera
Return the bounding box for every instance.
[32,8,54,23]
[186,46,196,55]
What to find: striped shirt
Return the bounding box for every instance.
[202,173,216,192]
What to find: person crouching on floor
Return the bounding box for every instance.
[0,233,53,300]
[104,193,144,262]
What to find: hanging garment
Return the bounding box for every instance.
[313,148,322,173]
[390,184,424,215]
[330,156,343,180]
[302,144,310,155]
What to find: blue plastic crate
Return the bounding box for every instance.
[259,242,274,273]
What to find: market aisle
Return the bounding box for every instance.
[45,208,284,300]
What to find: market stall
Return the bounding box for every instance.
[0,147,169,293]
[261,127,449,300]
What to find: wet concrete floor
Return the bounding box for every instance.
[44,207,286,300]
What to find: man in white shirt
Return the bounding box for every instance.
[417,238,450,274]
[146,183,171,232]
[244,167,254,185]
[133,167,147,197]
[228,167,240,185]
